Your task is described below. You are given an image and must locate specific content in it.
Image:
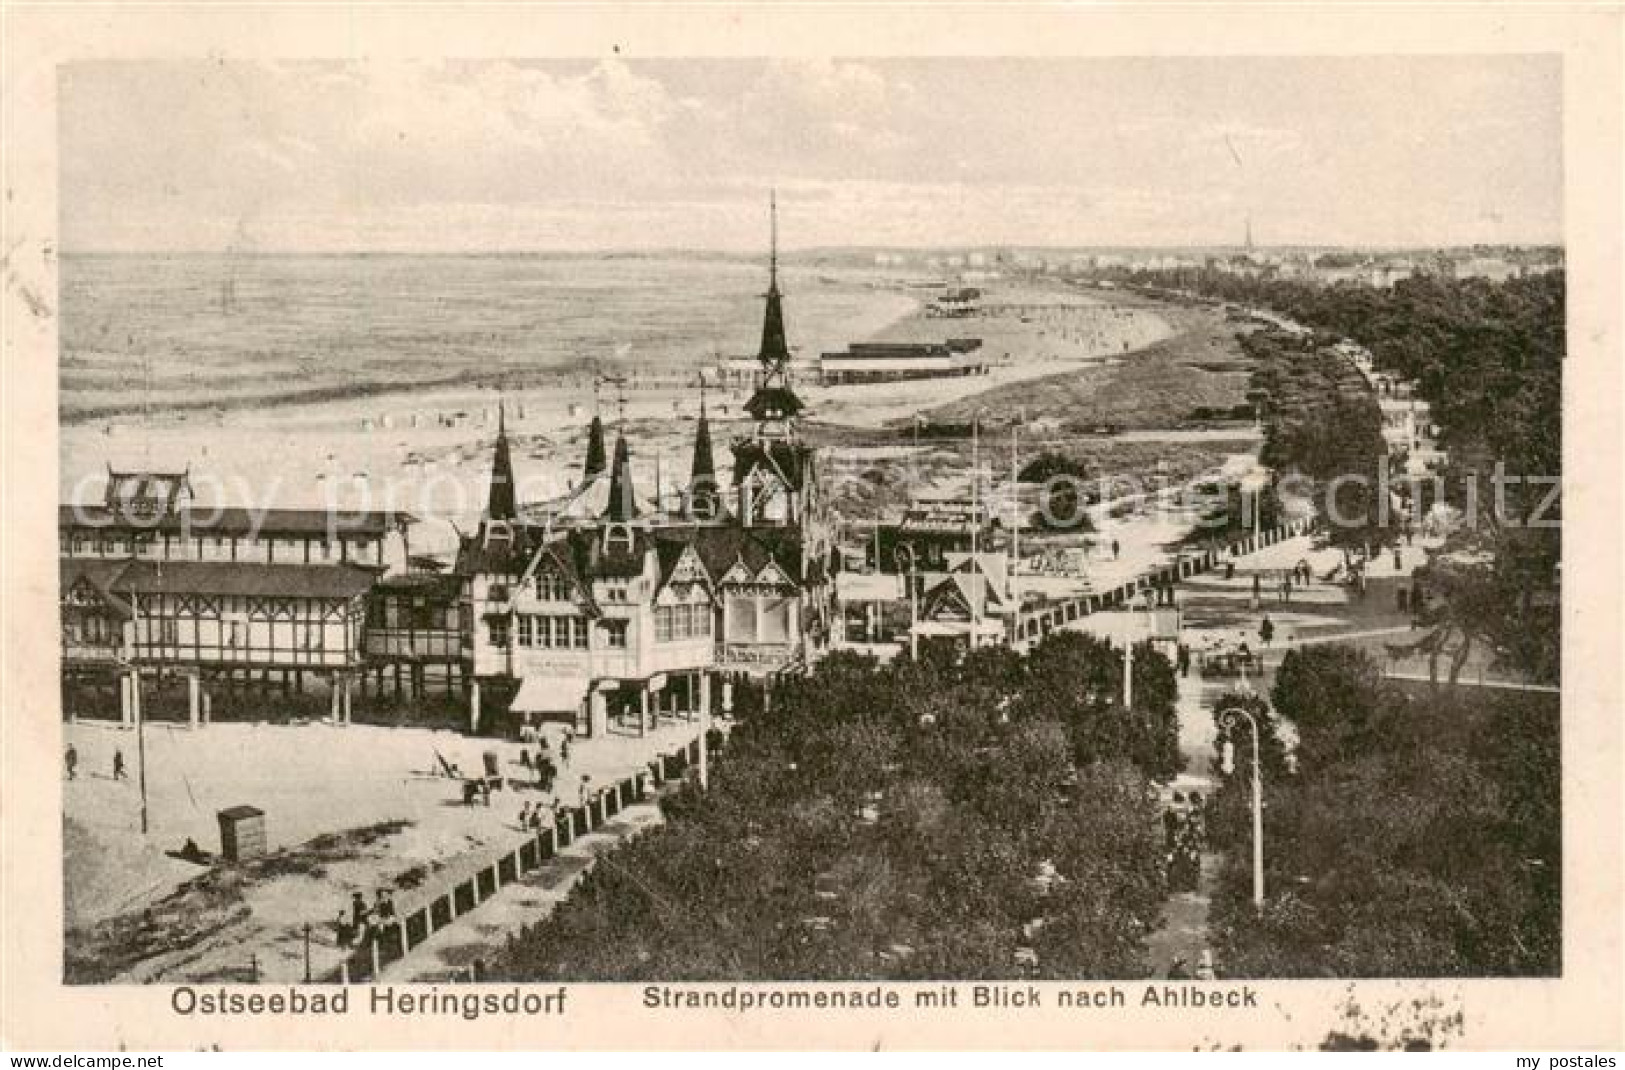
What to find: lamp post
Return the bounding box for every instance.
[123,597,151,836]
[962,404,988,647]
[1218,702,1265,910]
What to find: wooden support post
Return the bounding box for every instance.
[188,674,201,729]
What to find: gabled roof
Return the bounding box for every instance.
[530,469,663,527]
[60,505,412,537]
[555,526,649,581]
[923,570,1005,616]
[60,558,135,616]
[519,538,603,615]
[650,536,715,598]
[454,521,551,577]
[743,385,805,423]
[732,438,813,492]
[114,560,379,600]
[104,469,192,517]
[683,524,804,588]
[373,570,464,601]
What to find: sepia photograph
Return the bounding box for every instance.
[4,4,1622,1054]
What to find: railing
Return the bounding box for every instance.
[321,736,712,984]
[1011,519,1314,646]
[62,641,124,664]
[364,630,461,659]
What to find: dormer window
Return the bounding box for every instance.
[603,522,634,556]
[536,571,569,602]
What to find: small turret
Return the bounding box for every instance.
[486,402,518,521]
[603,435,640,523]
[583,414,608,480]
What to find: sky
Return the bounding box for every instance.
[59,56,1563,253]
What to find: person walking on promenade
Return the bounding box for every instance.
[1260,615,1275,648]
[350,891,370,932]
[1111,539,1121,561]
[65,745,77,780]
[112,749,127,781]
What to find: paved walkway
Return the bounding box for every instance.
[1138,531,1426,978]
[385,799,666,981]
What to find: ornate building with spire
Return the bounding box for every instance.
[453,195,833,737]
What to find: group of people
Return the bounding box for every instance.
[517,730,570,793]
[1166,949,1219,980]
[1163,791,1208,894]
[63,745,125,782]
[515,797,560,832]
[336,888,399,950]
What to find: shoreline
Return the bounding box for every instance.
[60,276,1186,545]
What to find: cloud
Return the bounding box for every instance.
[59,57,1561,252]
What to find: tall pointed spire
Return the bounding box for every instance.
[745,191,803,429]
[583,414,608,480]
[603,435,640,522]
[757,189,790,371]
[486,400,518,521]
[690,387,716,485]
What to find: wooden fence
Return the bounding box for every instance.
[325,737,708,983]
[1010,519,1314,646]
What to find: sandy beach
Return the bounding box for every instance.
[62,270,1177,555]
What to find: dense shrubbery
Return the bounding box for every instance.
[1244,330,1392,553]
[1205,646,1560,977]
[497,635,1182,981]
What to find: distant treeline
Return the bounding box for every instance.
[1117,266,1563,683]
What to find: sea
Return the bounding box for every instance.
[59,253,914,424]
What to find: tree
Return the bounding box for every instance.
[1270,646,1388,770]
[499,642,1179,981]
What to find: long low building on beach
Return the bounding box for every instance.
[817,338,987,385]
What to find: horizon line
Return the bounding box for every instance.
[62,240,1567,258]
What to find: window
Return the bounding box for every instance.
[602,620,628,649]
[572,618,589,649]
[516,615,534,647]
[727,595,757,642]
[489,618,510,649]
[537,572,569,602]
[655,608,673,642]
[489,583,509,602]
